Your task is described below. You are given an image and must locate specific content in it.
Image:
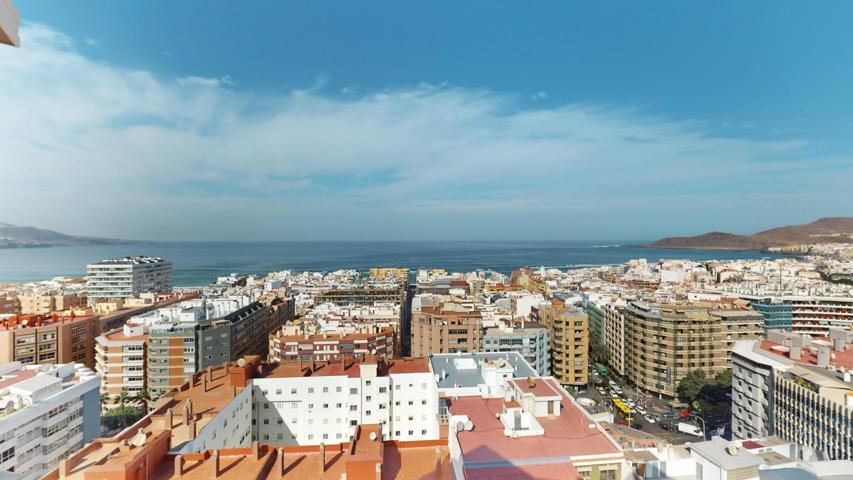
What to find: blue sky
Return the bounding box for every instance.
[2,1,852,240]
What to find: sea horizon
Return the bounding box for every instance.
[0,240,783,287]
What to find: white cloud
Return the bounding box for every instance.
[0,23,848,241]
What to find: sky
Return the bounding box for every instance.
[2,1,852,241]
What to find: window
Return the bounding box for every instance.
[263,419,269,425]
[291,388,297,395]
[350,388,358,395]
[365,380,371,386]
[336,386,342,393]
[322,387,329,393]
[421,430,427,435]
[275,389,282,395]
[308,387,314,393]
[379,387,387,393]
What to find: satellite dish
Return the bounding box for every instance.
[130,428,147,447]
[237,358,246,367]
[456,422,465,432]
[369,431,378,441]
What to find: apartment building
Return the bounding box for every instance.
[745,295,853,335]
[0,363,99,480]
[268,327,394,363]
[482,321,550,376]
[0,296,17,315]
[86,256,173,302]
[46,356,449,480]
[254,356,439,445]
[536,303,589,386]
[313,285,404,306]
[432,352,625,480]
[147,300,288,397]
[0,314,100,368]
[94,326,147,399]
[368,267,410,281]
[623,301,762,398]
[731,328,853,460]
[604,305,626,376]
[411,302,483,356]
[18,293,85,315]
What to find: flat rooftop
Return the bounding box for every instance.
[265,357,430,379]
[761,339,853,370]
[448,377,621,479]
[430,352,537,389]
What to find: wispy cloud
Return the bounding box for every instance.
[0,23,849,241]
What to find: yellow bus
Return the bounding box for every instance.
[612,398,633,423]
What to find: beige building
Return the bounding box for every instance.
[411,302,483,356]
[95,328,147,400]
[369,267,410,281]
[0,313,101,368]
[0,295,17,314]
[536,303,589,386]
[18,292,86,315]
[604,305,626,376]
[624,301,763,398]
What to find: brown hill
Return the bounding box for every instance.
[649,217,853,251]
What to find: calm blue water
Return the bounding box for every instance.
[0,241,782,286]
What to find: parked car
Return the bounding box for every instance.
[635,406,647,415]
[661,412,676,419]
[644,414,656,424]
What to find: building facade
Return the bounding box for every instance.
[0,314,100,368]
[269,327,394,363]
[0,363,100,480]
[482,322,550,376]
[536,304,589,386]
[411,303,483,357]
[86,256,173,302]
[624,302,762,398]
[254,357,439,446]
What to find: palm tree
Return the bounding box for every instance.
[116,392,130,428]
[99,392,110,412]
[131,390,152,413]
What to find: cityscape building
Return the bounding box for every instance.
[0,362,99,480]
[86,257,173,303]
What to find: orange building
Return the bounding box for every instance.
[0,313,101,368]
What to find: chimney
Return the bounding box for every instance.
[252,441,260,459]
[319,443,325,474]
[184,403,192,426]
[527,376,536,388]
[174,455,184,477]
[212,450,220,478]
[818,346,831,368]
[232,385,238,398]
[375,462,382,480]
[279,447,286,476]
[166,408,174,428]
[203,375,208,392]
[207,365,213,381]
[790,335,803,361]
[829,327,847,352]
[60,459,72,478]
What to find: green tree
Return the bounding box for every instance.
[116,392,130,428]
[99,392,110,412]
[131,390,152,413]
[677,370,707,402]
[714,369,732,389]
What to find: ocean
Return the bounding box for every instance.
[0,241,782,286]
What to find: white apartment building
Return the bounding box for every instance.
[482,322,550,376]
[252,357,439,446]
[86,256,173,303]
[0,363,100,480]
[731,329,853,460]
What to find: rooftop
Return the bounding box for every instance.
[88,256,170,266]
[761,339,853,370]
[448,377,621,479]
[429,352,537,389]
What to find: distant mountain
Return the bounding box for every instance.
[0,223,139,248]
[649,217,853,251]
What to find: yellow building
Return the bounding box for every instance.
[537,303,589,386]
[369,267,411,281]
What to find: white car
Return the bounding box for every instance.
[636,406,647,415]
[644,414,656,424]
